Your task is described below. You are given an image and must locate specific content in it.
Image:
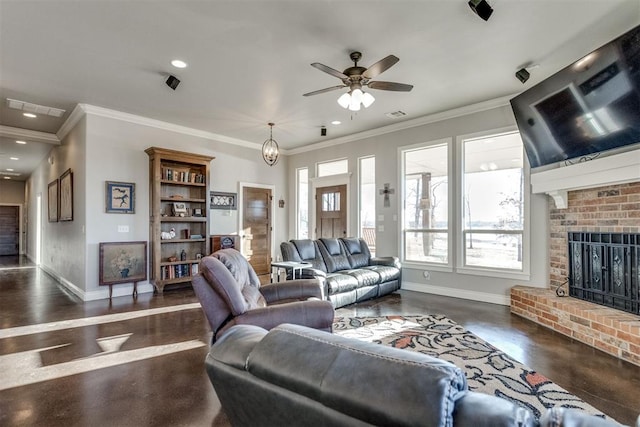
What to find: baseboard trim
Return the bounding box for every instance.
[38,264,153,301]
[401,281,510,306]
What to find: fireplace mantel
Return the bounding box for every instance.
[530,149,640,209]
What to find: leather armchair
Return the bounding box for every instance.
[192,249,334,343]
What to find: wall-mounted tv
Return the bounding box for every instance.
[510,24,640,169]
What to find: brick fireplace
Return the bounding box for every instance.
[511,181,640,366]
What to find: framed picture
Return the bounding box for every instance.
[59,168,73,221]
[193,208,203,217]
[48,179,59,222]
[99,241,148,286]
[173,202,187,215]
[210,191,237,210]
[106,181,135,214]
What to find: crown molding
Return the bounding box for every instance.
[0,125,60,145]
[287,94,516,155]
[57,104,267,152]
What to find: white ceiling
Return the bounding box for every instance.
[1,0,639,181]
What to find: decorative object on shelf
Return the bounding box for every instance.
[48,179,59,222]
[182,229,191,239]
[105,181,135,214]
[379,183,395,208]
[190,234,203,239]
[170,194,184,199]
[161,228,176,240]
[262,122,279,166]
[180,249,187,261]
[168,256,177,262]
[210,191,237,210]
[211,235,239,252]
[59,168,73,221]
[99,241,147,299]
[172,202,187,216]
[196,253,203,260]
[278,198,285,208]
[193,208,203,216]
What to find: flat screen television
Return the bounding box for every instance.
[510,24,640,169]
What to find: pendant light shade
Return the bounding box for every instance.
[262,122,279,166]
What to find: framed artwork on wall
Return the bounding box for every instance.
[210,191,237,210]
[99,241,148,286]
[59,168,73,221]
[48,179,59,222]
[105,181,135,214]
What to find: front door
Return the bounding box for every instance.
[242,187,272,284]
[0,205,19,256]
[316,184,347,239]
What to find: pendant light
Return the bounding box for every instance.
[262,122,280,166]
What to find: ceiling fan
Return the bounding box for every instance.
[303,51,413,111]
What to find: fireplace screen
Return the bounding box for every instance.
[568,232,640,315]
[569,233,640,314]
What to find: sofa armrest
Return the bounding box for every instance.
[300,267,326,278]
[208,324,268,370]
[370,256,401,269]
[223,301,334,336]
[453,392,536,427]
[260,278,324,303]
[539,407,622,427]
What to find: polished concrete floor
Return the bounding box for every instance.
[1,255,638,426]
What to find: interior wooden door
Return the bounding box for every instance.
[242,187,272,284]
[0,206,19,256]
[315,184,347,239]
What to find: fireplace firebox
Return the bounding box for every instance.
[568,232,640,315]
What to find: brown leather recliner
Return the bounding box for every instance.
[192,248,334,343]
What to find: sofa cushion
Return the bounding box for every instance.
[319,238,352,272]
[291,239,327,272]
[325,273,359,295]
[364,265,401,282]
[340,268,380,287]
[212,249,266,310]
[247,324,468,427]
[341,237,371,268]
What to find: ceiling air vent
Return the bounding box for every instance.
[0,171,21,177]
[385,110,407,119]
[6,98,66,118]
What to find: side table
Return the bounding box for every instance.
[270,261,311,282]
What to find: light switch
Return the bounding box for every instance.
[377,215,385,222]
[117,225,129,233]
[377,225,384,232]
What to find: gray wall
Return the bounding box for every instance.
[26,109,288,300]
[287,103,550,305]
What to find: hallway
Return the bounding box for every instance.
[0,258,638,426]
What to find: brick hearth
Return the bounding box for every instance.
[511,181,640,366]
[511,286,640,366]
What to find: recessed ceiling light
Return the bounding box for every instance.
[3,177,10,180]
[23,112,37,118]
[6,168,14,171]
[331,120,341,125]
[10,157,19,160]
[16,140,27,144]
[171,59,188,69]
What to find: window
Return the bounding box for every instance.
[402,142,449,264]
[461,132,524,271]
[359,156,376,255]
[317,159,348,177]
[296,168,309,239]
[322,191,341,211]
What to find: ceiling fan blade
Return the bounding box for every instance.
[367,81,413,92]
[310,63,348,80]
[362,55,399,79]
[303,85,346,97]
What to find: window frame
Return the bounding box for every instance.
[295,167,309,239]
[455,127,531,280]
[399,138,454,273]
[358,155,376,255]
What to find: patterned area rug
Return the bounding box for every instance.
[333,314,607,420]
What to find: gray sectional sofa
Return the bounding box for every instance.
[205,323,634,427]
[280,237,401,308]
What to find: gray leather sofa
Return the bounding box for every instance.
[206,324,634,427]
[280,237,401,308]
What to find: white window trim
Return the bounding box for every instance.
[316,157,349,177]
[455,126,531,280]
[398,138,453,270]
[357,155,375,241]
[295,167,308,239]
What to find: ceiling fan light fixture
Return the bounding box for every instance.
[337,92,351,108]
[348,95,361,111]
[262,122,279,166]
[362,92,375,108]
